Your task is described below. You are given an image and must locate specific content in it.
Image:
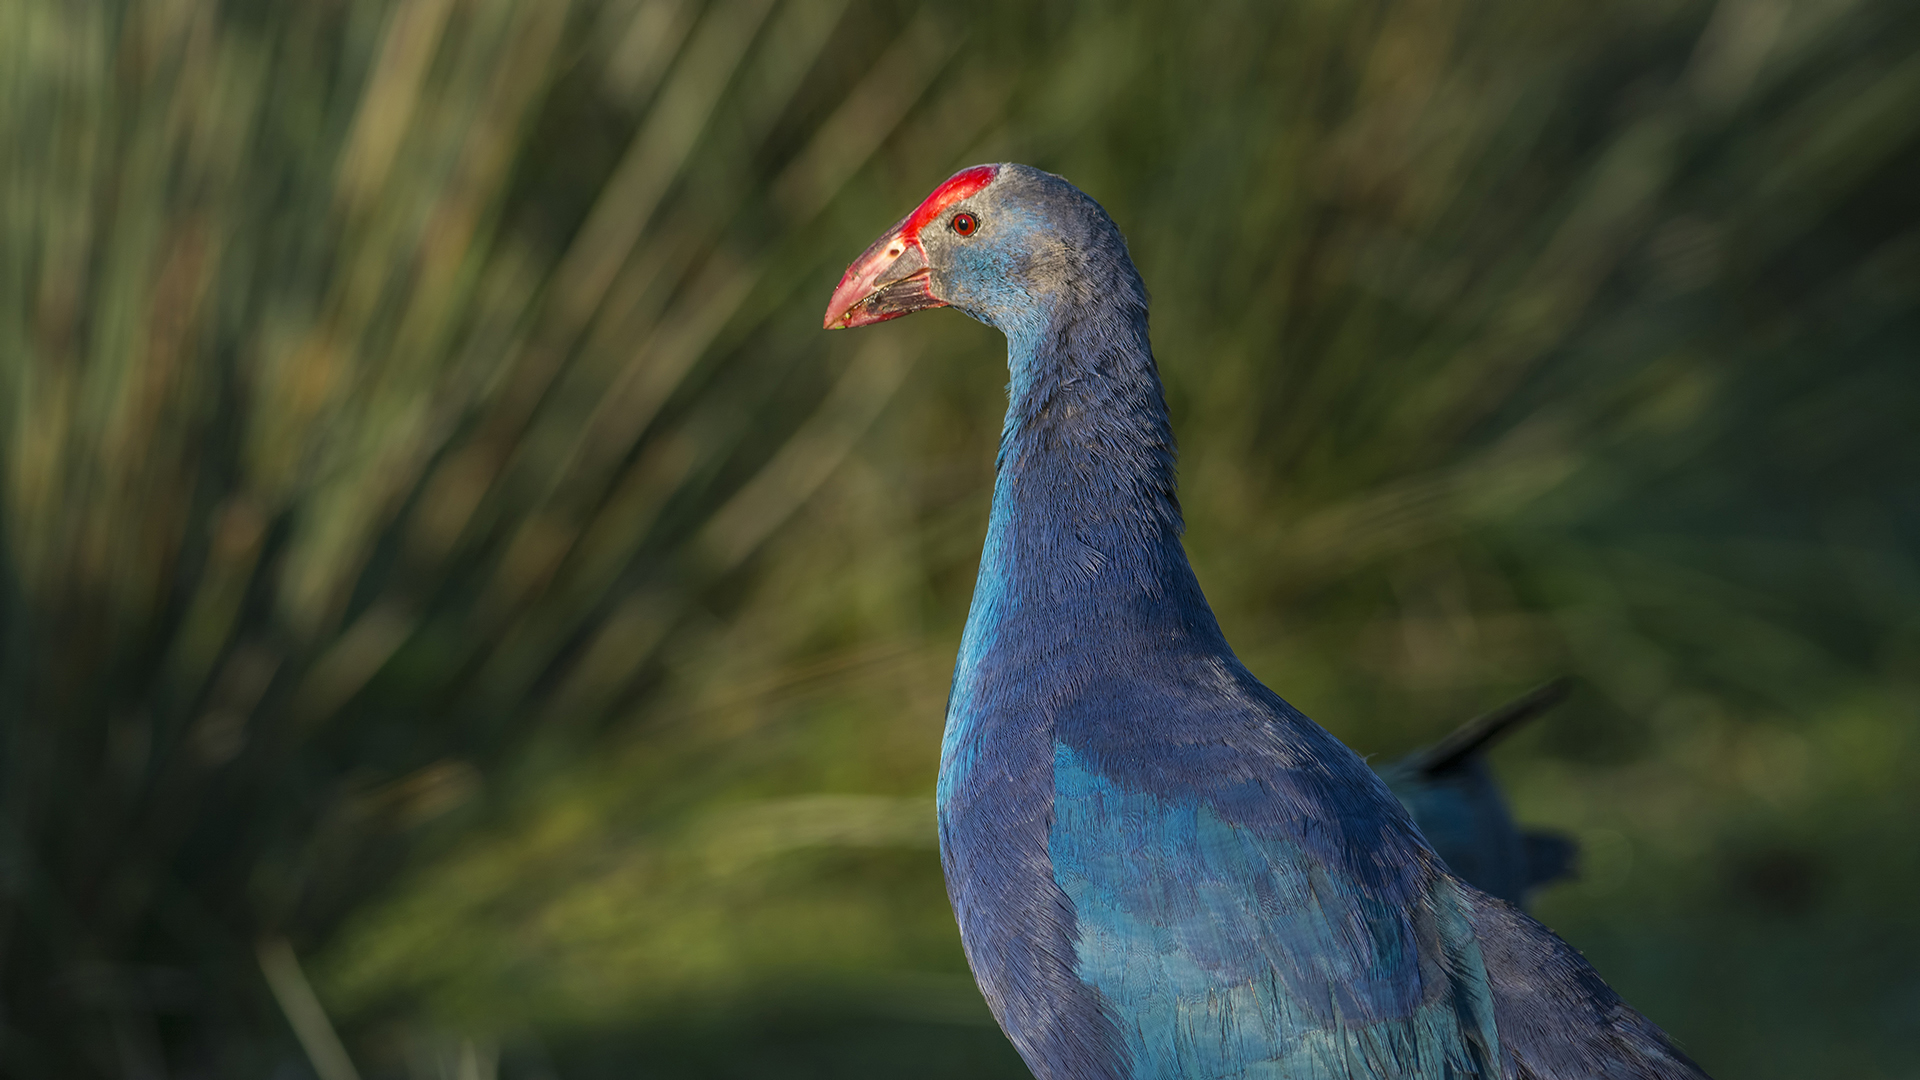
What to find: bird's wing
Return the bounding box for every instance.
[1048,656,1709,1080]
[1051,733,1503,1080]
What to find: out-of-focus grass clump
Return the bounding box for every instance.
[3,0,1916,1077]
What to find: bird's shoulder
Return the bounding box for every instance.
[1052,652,1417,858]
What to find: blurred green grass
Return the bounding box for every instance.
[2,0,1917,1076]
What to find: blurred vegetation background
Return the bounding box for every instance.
[2,0,1916,1076]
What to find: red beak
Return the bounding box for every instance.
[822,226,944,330]
[823,164,1002,330]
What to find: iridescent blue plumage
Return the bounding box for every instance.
[827,163,1709,1080]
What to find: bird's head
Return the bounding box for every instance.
[823,163,1136,339]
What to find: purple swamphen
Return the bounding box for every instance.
[823,164,1708,1080]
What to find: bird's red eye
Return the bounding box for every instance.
[951,212,977,236]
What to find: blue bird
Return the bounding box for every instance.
[824,164,1708,1080]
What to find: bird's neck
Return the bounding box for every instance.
[955,290,1228,699]
[996,301,1185,580]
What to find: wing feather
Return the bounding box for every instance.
[1053,741,1500,1079]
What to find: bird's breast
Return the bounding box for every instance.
[937,699,1133,1080]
